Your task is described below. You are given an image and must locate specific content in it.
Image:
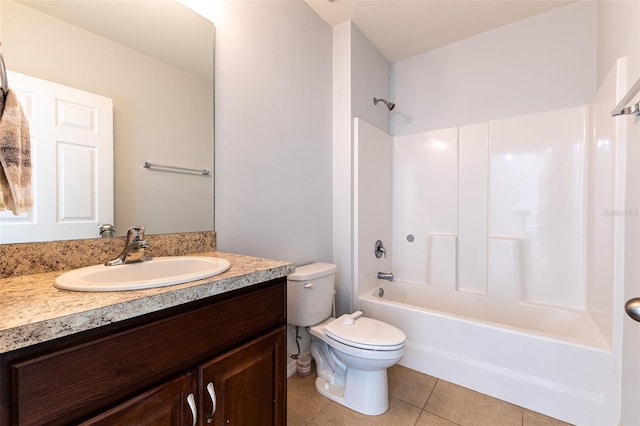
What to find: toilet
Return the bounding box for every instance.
[287,262,406,415]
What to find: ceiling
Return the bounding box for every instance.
[305,0,574,62]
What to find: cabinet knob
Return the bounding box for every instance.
[186,392,197,426]
[206,381,217,423]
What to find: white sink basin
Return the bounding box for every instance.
[54,256,231,292]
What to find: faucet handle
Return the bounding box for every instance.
[375,240,387,258]
[105,226,150,266]
[126,226,145,243]
[99,223,116,238]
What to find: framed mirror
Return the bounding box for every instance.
[0,0,215,243]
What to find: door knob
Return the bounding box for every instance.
[625,298,640,322]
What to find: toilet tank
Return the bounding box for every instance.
[287,262,337,327]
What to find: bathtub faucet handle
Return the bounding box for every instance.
[378,271,394,281]
[375,240,387,258]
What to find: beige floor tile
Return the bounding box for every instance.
[415,411,460,426]
[287,372,330,423]
[312,397,422,426]
[388,364,438,408]
[426,380,523,426]
[524,409,573,426]
[287,411,311,426]
[287,365,570,426]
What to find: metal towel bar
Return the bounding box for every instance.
[612,76,640,117]
[143,161,210,176]
[0,42,8,98]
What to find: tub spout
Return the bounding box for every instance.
[378,272,394,281]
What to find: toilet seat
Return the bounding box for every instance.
[324,314,406,351]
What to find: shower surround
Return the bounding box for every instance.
[354,60,628,425]
[393,105,592,312]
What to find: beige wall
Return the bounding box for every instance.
[1,0,214,238]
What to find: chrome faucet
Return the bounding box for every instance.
[105,226,152,266]
[377,272,394,281]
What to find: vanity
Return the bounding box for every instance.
[0,249,294,425]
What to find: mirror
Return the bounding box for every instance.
[0,0,215,243]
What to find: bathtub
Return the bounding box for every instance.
[358,282,617,425]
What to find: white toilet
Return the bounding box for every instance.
[287,262,406,415]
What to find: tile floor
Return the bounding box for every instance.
[287,364,573,426]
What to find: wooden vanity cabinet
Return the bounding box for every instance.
[83,328,285,426]
[0,277,287,426]
[80,371,199,425]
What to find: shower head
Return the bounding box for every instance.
[373,97,395,111]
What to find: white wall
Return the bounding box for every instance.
[354,118,393,300]
[392,1,597,135]
[214,1,332,265]
[350,26,393,134]
[597,1,640,87]
[332,22,391,314]
[332,22,354,317]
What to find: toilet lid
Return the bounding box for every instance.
[324,315,406,350]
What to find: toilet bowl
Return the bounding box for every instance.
[309,314,405,415]
[287,262,406,415]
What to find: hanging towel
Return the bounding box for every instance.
[0,91,5,211]
[0,89,32,215]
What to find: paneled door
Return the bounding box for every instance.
[0,71,113,243]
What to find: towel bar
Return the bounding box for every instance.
[0,42,8,98]
[612,76,640,117]
[143,161,210,176]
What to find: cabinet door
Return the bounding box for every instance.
[200,326,286,426]
[80,371,198,426]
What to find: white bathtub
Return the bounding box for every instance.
[359,283,617,425]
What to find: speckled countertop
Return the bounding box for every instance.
[0,251,295,353]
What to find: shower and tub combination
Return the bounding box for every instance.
[353,60,632,425]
